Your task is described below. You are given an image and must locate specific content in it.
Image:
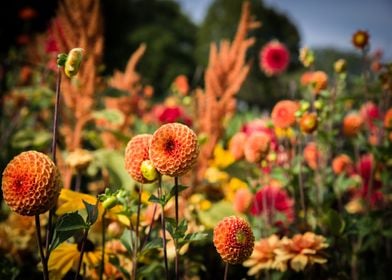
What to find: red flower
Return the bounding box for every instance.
[360,101,381,130]
[154,105,192,126]
[260,41,290,76]
[250,185,294,225]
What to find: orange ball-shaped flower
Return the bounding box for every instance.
[332,154,354,175]
[271,100,299,129]
[149,123,199,177]
[213,216,255,264]
[352,30,369,50]
[343,112,363,137]
[383,108,392,129]
[125,134,154,183]
[300,112,318,134]
[2,151,62,216]
[229,132,247,160]
[244,132,271,163]
[310,71,328,94]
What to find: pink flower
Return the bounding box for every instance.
[250,185,294,225]
[360,101,381,130]
[259,41,290,76]
[241,119,278,150]
[154,105,192,126]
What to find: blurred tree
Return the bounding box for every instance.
[102,0,197,96]
[195,0,301,109]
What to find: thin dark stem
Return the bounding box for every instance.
[132,184,143,280]
[141,204,157,249]
[35,215,49,280]
[99,210,106,280]
[74,229,89,280]
[174,177,179,280]
[52,67,62,163]
[75,171,82,192]
[223,262,229,280]
[45,66,62,260]
[158,176,170,280]
[297,134,307,220]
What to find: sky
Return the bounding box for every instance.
[177,0,392,59]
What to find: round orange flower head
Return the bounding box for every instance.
[332,154,354,175]
[343,112,363,137]
[124,134,155,183]
[310,71,328,94]
[299,112,318,134]
[1,151,62,216]
[244,132,271,163]
[213,216,255,264]
[149,123,199,177]
[303,142,321,170]
[384,108,392,129]
[229,132,247,160]
[271,100,299,129]
[352,30,369,50]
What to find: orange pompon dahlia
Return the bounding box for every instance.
[275,232,328,272]
[310,71,328,94]
[149,123,199,177]
[384,108,392,129]
[213,216,255,264]
[303,142,322,170]
[259,41,290,76]
[271,100,299,129]
[332,154,354,175]
[1,151,62,216]
[125,134,154,184]
[299,112,318,134]
[352,30,369,50]
[244,132,271,163]
[343,112,363,137]
[229,132,247,160]
[243,234,287,275]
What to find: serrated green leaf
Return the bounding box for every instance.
[148,194,164,205]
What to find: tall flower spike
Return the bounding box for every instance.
[149,123,199,177]
[213,216,255,264]
[1,151,62,216]
[124,134,155,184]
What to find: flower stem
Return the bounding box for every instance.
[223,262,229,280]
[99,210,107,280]
[74,228,89,280]
[45,66,63,261]
[174,176,179,280]
[132,184,143,280]
[158,175,170,280]
[35,215,49,280]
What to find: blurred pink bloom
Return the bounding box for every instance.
[259,41,290,76]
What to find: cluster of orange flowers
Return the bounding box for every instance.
[244,232,328,275]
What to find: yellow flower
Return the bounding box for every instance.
[210,145,235,169]
[243,234,287,275]
[56,189,130,226]
[224,177,248,202]
[48,242,102,279]
[204,167,229,184]
[275,232,328,272]
[274,127,295,139]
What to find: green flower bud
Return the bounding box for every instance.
[314,100,324,110]
[140,160,158,182]
[64,48,84,78]
[102,196,118,210]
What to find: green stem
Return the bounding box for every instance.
[223,262,229,280]
[132,184,143,280]
[99,210,106,280]
[74,228,89,280]
[174,177,179,280]
[35,215,49,280]
[158,175,169,280]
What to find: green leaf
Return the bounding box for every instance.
[83,200,99,225]
[148,194,164,206]
[141,238,163,253]
[50,212,87,251]
[168,185,188,201]
[120,229,134,252]
[320,209,345,235]
[197,200,236,229]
